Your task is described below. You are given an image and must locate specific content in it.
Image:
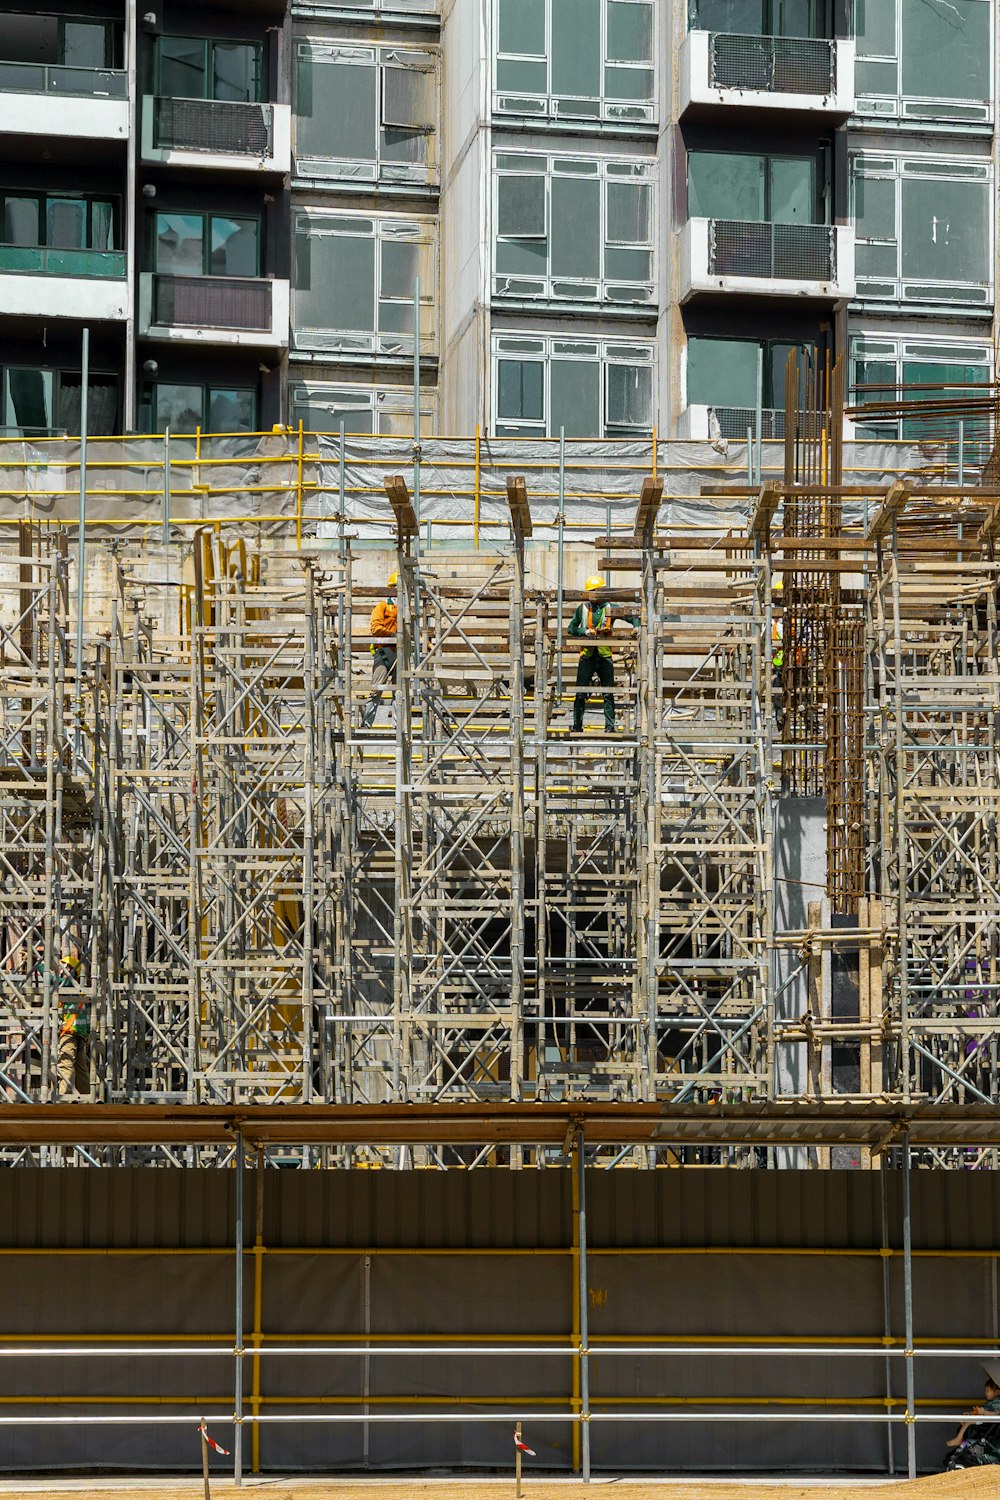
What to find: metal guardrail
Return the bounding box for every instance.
[152,96,272,156]
[152,273,273,332]
[0,60,127,99]
[709,220,836,281]
[709,32,836,95]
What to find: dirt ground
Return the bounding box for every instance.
[0,1469,995,1500]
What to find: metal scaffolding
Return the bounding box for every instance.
[2,436,1000,1150]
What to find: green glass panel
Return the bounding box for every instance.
[154,383,203,432]
[550,358,600,438]
[855,59,897,94]
[604,247,651,279]
[773,0,820,38]
[498,359,543,420]
[4,197,39,247]
[856,242,897,276]
[495,237,549,275]
[854,0,895,57]
[156,213,203,274]
[47,198,86,250]
[305,234,375,334]
[62,21,110,69]
[210,217,259,277]
[606,363,651,428]
[694,0,764,29]
[900,175,988,284]
[497,174,546,237]
[687,337,759,407]
[769,158,815,223]
[209,388,256,432]
[608,3,652,61]
[854,174,895,239]
[5,368,54,435]
[212,42,259,103]
[902,0,989,103]
[158,36,205,99]
[552,0,600,96]
[689,152,765,221]
[498,0,546,57]
[0,245,42,270]
[550,175,600,277]
[496,56,548,92]
[604,66,654,99]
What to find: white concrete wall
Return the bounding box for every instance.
[0,271,128,321]
[0,91,128,140]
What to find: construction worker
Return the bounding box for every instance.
[362,572,398,729]
[567,576,639,734]
[55,954,89,1099]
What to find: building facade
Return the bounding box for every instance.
[0,0,993,439]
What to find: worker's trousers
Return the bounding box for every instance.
[56,1032,89,1097]
[362,648,397,728]
[573,651,615,731]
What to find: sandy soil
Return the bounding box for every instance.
[0,1469,995,1500]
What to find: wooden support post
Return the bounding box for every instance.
[515,1422,523,1500]
[200,1420,211,1500]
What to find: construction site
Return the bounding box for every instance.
[3,358,1000,1482]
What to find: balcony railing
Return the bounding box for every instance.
[152,97,272,156]
[152,273,273,332]
[709,221,835,281]
[0,60,127,98]
[709,34,836,96]
[0,244,126,277]
[711,406,785,441]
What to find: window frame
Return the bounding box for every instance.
[2,363,120,437]
[684,334,819,414]
[493,152,655,306]
[292,209,438,360]
[853,0,993,125]
[1,189,121,251]
[849,333,993,440]
[851,151,993,307]
[294,40,439,187]
[151,210,263,278]
[493,0,656,125]
[492,332,655,438]
[687,148,824,226]
[289,381,437,436]
[155,34,263,104]
[142,380,259,435]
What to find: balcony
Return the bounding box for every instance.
[140,97,291,175]
[0,60,128,140]
[0,245,128,319]
[679,219,855,302]
[138,272,289,349]
[679,31,854,119]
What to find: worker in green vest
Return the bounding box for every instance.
[567,576,639,734]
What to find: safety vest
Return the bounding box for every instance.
[587,604,613,634]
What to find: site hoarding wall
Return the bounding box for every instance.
[0,1167,997,1475]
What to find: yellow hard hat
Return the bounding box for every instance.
[584,575,606,591]
[773,576,784,592]
[387,572,398,587]
[61,954,80,969]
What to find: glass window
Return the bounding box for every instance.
[209,387,256,431]
[155,213,204,275]
[498,0,546,55]
[301,233,376,335]
[607,181,650,243]
[498,175,546,238]
[687,337,759,409]
[46,198,86,251]
[608,3,652,61]
[692,0,765,29]
[551,358,601,437]
[158,36,205,98]
[689,152,765,221]
[91,202,115,253]
[496,0,654,118]
[498,359,544,421]
[607,362,652,427]
[59,374,119,436]
[299,58,378,163]
[552,0,601,96]
[153,383,202,431]
[901,175,988,285]
[551,176,600,277]
[62,20,111,69]
[903,0,989,103]
[4,197,38,247]
[770,158,815,224]
[854,0,895,55]
[213,42,258,103]
[4,368,53,435]
[0,14,58,64]
[210,216,259,277]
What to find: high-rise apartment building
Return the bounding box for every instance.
[0,0,992,441]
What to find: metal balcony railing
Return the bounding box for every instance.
[152,97,273,156]
[709,33,836,96]
[0,244,126,277]
[0,60,127,98]
[709,221,835,281]
[710,406,786,441]
[152,273,273,332]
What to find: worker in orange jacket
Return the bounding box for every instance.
[362,572,398,729]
